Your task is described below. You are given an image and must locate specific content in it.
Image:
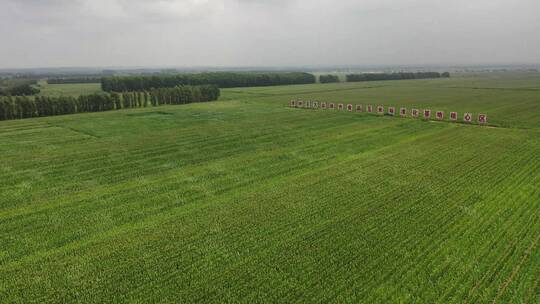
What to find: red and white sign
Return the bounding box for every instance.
[329,103,335,109]
[412,109,419,118]
[388,107,396,116]
[367,105,373,113]
[423,109,431,119]
[377,105,384,115]
[347,104,353,112]
[400,108,407,117]
[450,112,458,121]
[338,103,344,110]
[356,104,363,112]
[463,113,472,123]
[478,114,487,124]
[436,111,444,120]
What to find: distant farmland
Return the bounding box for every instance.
[38,81,103,97]
[1,72,539,303]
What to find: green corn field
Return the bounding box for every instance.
[1,72,539,303]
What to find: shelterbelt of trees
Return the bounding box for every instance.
[319,74,340,83]
[47,77,102,84]
[0,79,40,96]
[0,85,219,121]
[101,72,316,92]
[346,72,450,82]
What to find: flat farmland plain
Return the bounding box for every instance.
[1,73,539,303]
[37,82,103,97]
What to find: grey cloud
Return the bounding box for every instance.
[1,0,539,68]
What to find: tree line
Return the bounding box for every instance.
[0,85,219,121]
[0,79,40,96]
[319,74,340,83]
[47,77,102,84]
[346,72,450,82]
[101,72,316,92]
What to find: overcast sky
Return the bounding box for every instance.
[1,0,539,68]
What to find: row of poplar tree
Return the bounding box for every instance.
[101,72,316,92]
[0,85,220,121]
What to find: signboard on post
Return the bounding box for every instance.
[287,98,485,127]
[478,114,487,124]
[400,108,407,117]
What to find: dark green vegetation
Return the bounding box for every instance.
[319,74,340,83]
[347,71,450,82]
[0,79,40,96]
[47,77,101,84]
[1,73,539,303]
[0,85,219,120]
[101,72,316,92]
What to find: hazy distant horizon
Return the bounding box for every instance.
[1,0,539,69]
[1,63,539,75]
[2,62,540,72]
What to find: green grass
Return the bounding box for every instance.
[37,81,103,97]
[1,73,540,303]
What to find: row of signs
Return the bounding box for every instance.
[289,100,488,124]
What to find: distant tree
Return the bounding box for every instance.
[0,97,7,120]
[0,84,220,121]
[47,77,101,84]
[346,72,447,82]
[319,75,340,83]
[101,72,316,92]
